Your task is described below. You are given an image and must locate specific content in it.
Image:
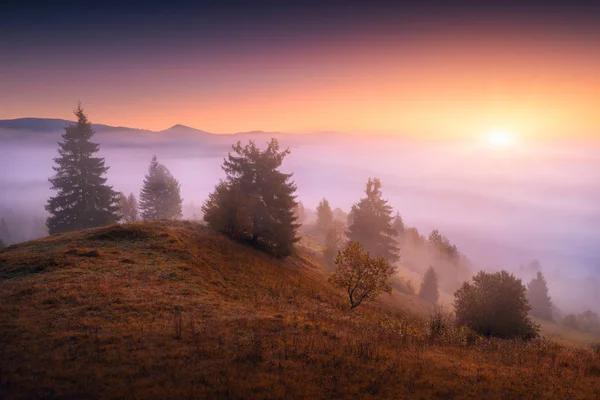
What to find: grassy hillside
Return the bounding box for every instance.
[1,221,600,399]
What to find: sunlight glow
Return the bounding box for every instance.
[485,129,516,149]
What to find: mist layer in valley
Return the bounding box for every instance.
[1,119,599,315]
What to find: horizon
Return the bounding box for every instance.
[2,1,600,140]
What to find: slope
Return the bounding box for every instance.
[1,221,600,399]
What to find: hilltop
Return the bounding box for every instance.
[1,221,600,399]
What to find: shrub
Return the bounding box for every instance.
[454,270,539,339]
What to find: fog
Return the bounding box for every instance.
[1,126,599,315]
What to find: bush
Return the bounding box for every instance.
[454,270,539,339]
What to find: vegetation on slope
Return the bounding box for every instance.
[1,221,600,399]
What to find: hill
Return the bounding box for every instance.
[1,221,600,399]
[0,118,147,134]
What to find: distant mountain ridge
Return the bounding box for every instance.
[0,118,148,133]
[0,118,278,137]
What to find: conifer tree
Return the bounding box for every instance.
[527,271,553,320]
[419,266,440,304]
[0,237,5,249]
[316,198,333,233]
[333,207,347,222]
[347,178,399,263]
[393,212,405,238]
[118,192,139,222]
[428,229,459,262]
[45,105,119,234]
[139,156,182,220]
[203,139,300,257]
[294,201,306,226]
[405,227,425,247]
[323,220,346,264]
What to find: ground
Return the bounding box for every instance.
[1,221,600,399]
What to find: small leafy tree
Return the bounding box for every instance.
[419,266,440,304]
[322,220,346,264]
[203,139,300,257]
[316,198,333,233]
[454,270,539,339]
[347,178,399,263]
[527,271,553,320]
[46,105,119,234]
[329,241,396,309]
[139,156,183,220]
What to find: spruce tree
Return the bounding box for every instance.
[419,266,440,304]
[118,192,139,222]
[333,207,347,222]
[393,212,405,238]
[202,139,300,257]
[347,178,399,263]
[316,198,333,233]
[323,220,346,264]
[428,229,459,262]
[45,105,119,234]
[527,271,553,320]
[294,201,306,226]
[139,156,183,220]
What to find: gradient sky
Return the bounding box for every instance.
[2,1,600,139]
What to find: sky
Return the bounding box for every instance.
[1,1,600,140]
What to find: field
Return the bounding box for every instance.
[1,221,600,399]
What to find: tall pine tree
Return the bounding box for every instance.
[139,156,183,220]
[527,271,553,320]
[347,178,399,263]
[203,139,300,257]
[46,105,119,234]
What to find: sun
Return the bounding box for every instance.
[485,129,515,149]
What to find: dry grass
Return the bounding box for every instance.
[1,221,600,399]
